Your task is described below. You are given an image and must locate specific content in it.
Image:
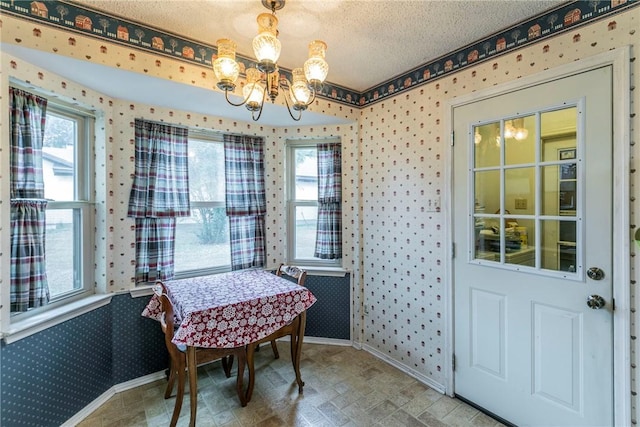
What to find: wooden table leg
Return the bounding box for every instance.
[293,311,307,393]
[236,349,247,407]
[187,346,198,427]
[245,342,257,403]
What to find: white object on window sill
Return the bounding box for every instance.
[296,266,349,277]
[2,294,113,344]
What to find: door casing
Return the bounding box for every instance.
[443,47,631,424]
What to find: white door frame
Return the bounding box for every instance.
[443,46,631,424]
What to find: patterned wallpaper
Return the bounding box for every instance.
[358,3,640,409]
[1,2,640,426]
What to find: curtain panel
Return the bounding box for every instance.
[224,134,266,270]
[9,87,50,312]
[314,142,342,259]
[128,119,189,283]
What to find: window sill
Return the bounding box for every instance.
[130,285,155,298]
[1,294,113,344]
[298,266,349,277]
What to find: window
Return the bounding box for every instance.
[174,134,231,276]
[287,140,342,266]
[22,105,95,314]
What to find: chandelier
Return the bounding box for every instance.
[212,0,329,121]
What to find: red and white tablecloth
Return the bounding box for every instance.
[142,268,317,348]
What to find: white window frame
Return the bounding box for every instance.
[9,101,96,323]
[286,139,342,268]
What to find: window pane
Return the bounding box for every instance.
[541,219,576,272]
[175,207,230,271]
[295,206,318,258]
[474,169,500,215]
[295,148,318,200]
[505,114,535,165]
[541,107,577,161]
[46,208,77,297]
[474,122,500,168]
[43,113,76,201]
[505,218,534,267]
[188,139,225,202]
[506,167,534,214]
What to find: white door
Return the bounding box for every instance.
[453,66,613,426]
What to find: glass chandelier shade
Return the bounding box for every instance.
[212,0,328,121]
[304,40,329,91]
[243,68,265,111]
[253,13,281,72]
[290,68,312,110]
[213,38,240,91]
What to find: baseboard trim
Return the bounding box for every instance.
[61,371,166,427]
[361,343,446,394]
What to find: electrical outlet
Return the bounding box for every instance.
[515,197,527,210]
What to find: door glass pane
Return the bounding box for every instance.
[505,218,535,267]
[505,114,535,165]
[541,219,576,272]
[295,206,318,258]
[541,107,577,161]
[541,165,560,216]
[474,170,500,217]
[473,122,500,168]
[506,167,534,214]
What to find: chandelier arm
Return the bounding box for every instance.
[280,85,302,121]
[251,81,269,121]
[224,88,251,107]
[307,88,317,107]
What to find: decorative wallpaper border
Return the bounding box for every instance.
[1,0,638,107]
[360,0,639,107]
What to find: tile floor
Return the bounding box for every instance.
[77,342,504,427]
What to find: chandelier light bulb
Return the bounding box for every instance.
[474,128,482,144]
[243,68,265,111]
[253,13,281,73]
[504,121,516,139]
[213,38,240,91]
[304,40,328,91]
[290,68,312,110]
[514,128,529,141]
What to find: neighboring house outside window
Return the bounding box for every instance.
[287,139,342,267]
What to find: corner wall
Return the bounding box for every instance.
[357,5,640,418]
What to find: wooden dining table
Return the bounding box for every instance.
[142,268,317,425]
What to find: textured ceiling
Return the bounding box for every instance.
[71,0,568,92]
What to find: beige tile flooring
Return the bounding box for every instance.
[78,342,504,427]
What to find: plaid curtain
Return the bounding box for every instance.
[128,119,189,283]
[314,142,342,259]
[9,87,50,312]
[224,134,266,270]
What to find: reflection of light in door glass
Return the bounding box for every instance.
[473,122,500,168]
[505,114,535,166]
